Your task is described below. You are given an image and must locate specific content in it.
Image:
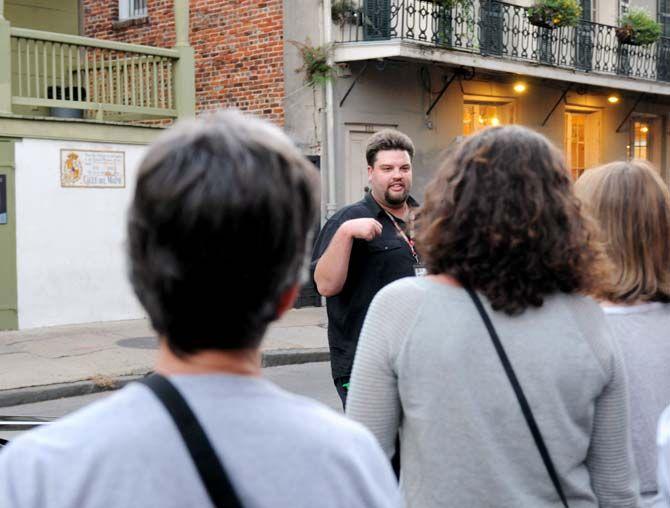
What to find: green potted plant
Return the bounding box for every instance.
[331,0,360,26]
[434,0,472,8]
[616,8,662,45]
[290,40,337,86]
[527,0,582,29]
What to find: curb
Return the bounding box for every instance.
[0,348,330,408]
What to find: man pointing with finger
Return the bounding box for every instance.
[312,129,421,407]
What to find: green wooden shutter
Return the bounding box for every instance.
[0,140,17,330]
[364,0,391,40]
[480,0,503,56]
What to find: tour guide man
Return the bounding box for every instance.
[312,129,421,406]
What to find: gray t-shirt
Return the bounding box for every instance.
[347,277,640,508]
[0,374,401,508]
[603,302,670,500]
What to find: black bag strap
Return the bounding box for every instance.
[465,287,569,508]
[139,374,244,508]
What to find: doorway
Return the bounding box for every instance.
[628,115,663,170]
[564,110,601,179]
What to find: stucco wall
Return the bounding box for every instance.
[331,61,670,207]
[5,0,79,34]
[14,139,146,329]
[283,0,324,155]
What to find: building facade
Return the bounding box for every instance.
[0,0,287,330]
[2,0,667,329]
[284,0,670,219]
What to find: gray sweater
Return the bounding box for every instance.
[0,375,402,508]
[603,303,670,502]
[347,277,641,508]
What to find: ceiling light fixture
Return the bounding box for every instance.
[513,81,527,93]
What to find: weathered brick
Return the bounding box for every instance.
[83,0,284,125]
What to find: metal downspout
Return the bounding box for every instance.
[323,0,337,219]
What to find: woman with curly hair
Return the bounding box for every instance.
[346,126,640,508]
[574,160,670,506]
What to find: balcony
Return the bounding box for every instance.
[9,28,179,122]
[0,1,194,126]
[334,0,670,91]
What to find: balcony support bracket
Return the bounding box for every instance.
[426,73,457,117]
[615,93,645,133]
[541,85,572,127]
[339,62,369,108]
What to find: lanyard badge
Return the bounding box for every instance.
[383,210,426,277]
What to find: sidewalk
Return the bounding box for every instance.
[0,307,328,407]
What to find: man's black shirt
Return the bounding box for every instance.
[311,192,418,380]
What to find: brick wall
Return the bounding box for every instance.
[83,0,285,124]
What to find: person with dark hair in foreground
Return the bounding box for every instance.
[346,125,641,508]
[0,111,401,508]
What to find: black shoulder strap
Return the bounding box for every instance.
[139,374,244,508]
[465,288,569,508]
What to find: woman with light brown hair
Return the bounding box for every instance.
[346,125,640,508]
[575,160,670,506]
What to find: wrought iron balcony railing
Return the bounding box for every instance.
[334,0,670,83]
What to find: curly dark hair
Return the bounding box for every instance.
[417,125,608,315]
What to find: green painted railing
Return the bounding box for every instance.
[10,28,179,120]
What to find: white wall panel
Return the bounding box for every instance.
[14,139,146,329]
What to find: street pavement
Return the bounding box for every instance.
[0,362,340,441]
[0,306,328,407]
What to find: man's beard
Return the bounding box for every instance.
[385,187,409,206]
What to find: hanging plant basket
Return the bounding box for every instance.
[615,25,640,45]
[528,11,559,29]
[331,0,361,26]
[527,0,581,29]
[616,9,662,46]
[433,0,471,9]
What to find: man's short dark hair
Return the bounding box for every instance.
[127,111,319,355]
[365,129,415,166]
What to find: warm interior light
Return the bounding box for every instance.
[608,95,620,104]
[490,117,500,126]
[641,125,649,133]
[513,82,527,93]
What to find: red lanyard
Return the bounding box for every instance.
[384,210,419,263]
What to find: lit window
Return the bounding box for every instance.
[119,0,147,21]
[462,103,513,136]
[630,120,651,161]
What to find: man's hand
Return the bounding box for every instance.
[343,218,383,241]
[314,217,383,297]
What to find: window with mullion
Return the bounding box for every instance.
[119,0,148,21]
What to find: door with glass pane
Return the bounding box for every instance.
[565,111,600,179]
[628,117,662,168]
